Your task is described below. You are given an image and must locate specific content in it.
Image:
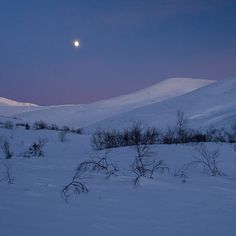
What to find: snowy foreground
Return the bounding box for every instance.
[0,127,236,236]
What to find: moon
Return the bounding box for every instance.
[73,40,80,47]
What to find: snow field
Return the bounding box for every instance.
[0,126,236,236]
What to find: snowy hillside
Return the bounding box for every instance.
[92,77,215,107]
[3,77,235,131]
[0,97,41,117]
[11,78,214,127]
[0,126,236,236]
[86,77,236,131]
[1,78,236,236]
[0,96,38,107]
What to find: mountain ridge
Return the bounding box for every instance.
[0,96,38,107]
[85,77,236,131]
[9,77,215,127]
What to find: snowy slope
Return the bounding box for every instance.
[12,78,215,127]
[0,96,38,107]
[91,78,215,107]
[0,127,236,236]
[0,97,41,117]
[86,77,236,131]
[0,106,45,117]
[1,78,236,236]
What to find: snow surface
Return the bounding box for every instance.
[0,105,44,117]
[0,97,41,117]
[2,78,215,127]
[0,127,236,236]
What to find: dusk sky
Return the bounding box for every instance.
[0,0,236,105]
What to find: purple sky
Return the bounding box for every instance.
[0,0,236,105]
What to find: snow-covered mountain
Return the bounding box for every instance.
[0,97,41,117]
[86,77,236,131]
[10,78,215,126]
[0,96,38,107]
[92,78,215,108]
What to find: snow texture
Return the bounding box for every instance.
[0,127,235,236]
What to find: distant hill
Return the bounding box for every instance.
[87,77,236,130]
[10,78,215,127]
[0,96,38,107]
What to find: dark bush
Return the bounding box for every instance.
[49,124,59,131]
[22,139,47,158]
[70,128,83,134]
[16,122,31,130]
[61,126,70,132]
[91,123,160,150]
[3,121,14,129]
[33,120,48,130]
[206,127,227,142]
[190,133,207,143]
[227,124,236,143]
[59,131,67,142]
[162,127,175,144]
[25,123,30,130]
[0,139,13,159]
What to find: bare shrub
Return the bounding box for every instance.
[62,151,118,201]
[3,121,14,129]
[161,111,189,144]
[1,163,15,184]
[22,139,47,158]
[16,122,30,129]
[58,131,67,142]
[193,144,223,176]
[33,120,48,130]
[91,129,122,150]
[74,128,83,134]
[77,151,119,178]
[124,122,160,146]
[175,110,188,143]
[91,129,104,150]
[15,122,30,130]
[91,122,160,150]
[61,168,88,202]
[25,123,30,130]
[0,139,13,159]
[131,138,168,185]
[49,124,59,131]
[162,127,175,144]
[227,124,236,143]
[174,144,223,182]
[205,127,227,143]
[174,162,195,183]
[61,126,70,132]
[189,130,207,143]
[233,145,236,167]
[176,110,187,134]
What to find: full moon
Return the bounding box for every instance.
[73,40,80,47]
